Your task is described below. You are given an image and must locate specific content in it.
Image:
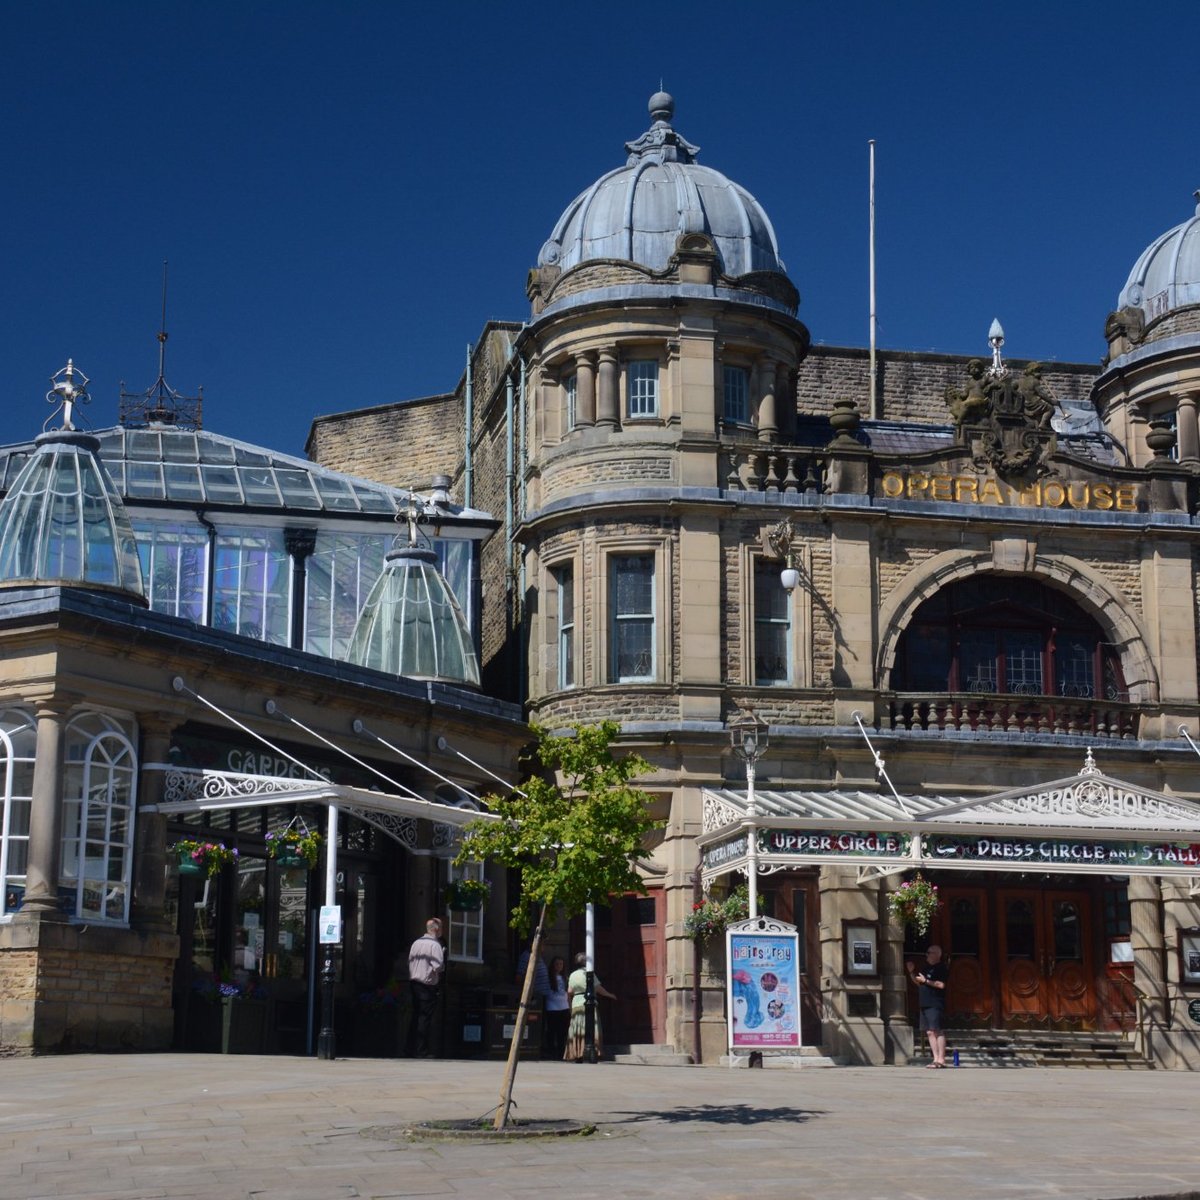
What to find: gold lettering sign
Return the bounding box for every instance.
[879,472,1137,512]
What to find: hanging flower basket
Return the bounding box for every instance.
[171,839,237,878]
[684,885,749,941]
[266,825,322,870]
[887,874,941,936]
[446,877,491,911]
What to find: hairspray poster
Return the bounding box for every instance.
[726,928,802,1049]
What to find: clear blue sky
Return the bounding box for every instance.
[3,2,1198,457]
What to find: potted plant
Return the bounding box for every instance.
[887,874,941,935]
[684,884,749,941]
[266,825,322,869]
[170,838,237,878]
[185,972,270,1054]
[446,876,491,911]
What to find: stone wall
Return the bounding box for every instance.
[307,394,461,490]
[0,922,177,1053]
[796,345,1099,425]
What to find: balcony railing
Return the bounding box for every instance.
[883,692,1140,739]
[723,446,825,493]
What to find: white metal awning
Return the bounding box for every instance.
[145,765,497,850]
[699,760,1200,887]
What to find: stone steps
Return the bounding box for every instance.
[610,1043,694,1067]
[920,1030,1151,1070]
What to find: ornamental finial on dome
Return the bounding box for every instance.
[625,90,699,166]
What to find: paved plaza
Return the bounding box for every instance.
[1,1053,1198,1200]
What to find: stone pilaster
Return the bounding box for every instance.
[757,356,778,442]
[596,350,618,429]
[576,353,596,427]
[1175,391,1200,464]
[880,875,914,1063]
[1129,874,1168,1066]
[19,700,71,921]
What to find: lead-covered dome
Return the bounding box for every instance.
[1117,191,1200,328]
[538,93,785,278]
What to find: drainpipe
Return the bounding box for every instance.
[505,369,515,683]
[518,358,527,704]
[464,344,474,509]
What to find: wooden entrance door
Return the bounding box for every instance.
[939,887,992,1024]
[998,890,1094,1024]
[580,891,665,1047]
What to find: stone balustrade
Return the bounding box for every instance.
[883,692,1140,739]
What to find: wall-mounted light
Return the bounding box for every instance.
[766,516,802,593]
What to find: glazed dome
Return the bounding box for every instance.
[0,428,144,600]
[538,92,785,279]
[346,543,480,687]
[1117,190,1200,325]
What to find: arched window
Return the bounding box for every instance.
[61,712,138,924]
[892,577,1126,700]
[0,709,36,917]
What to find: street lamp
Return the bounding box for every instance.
[729,711,769,920]
[767,517,801,594]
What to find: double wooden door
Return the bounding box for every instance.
[997,889,1094,1023]
[936,886,1096,1026]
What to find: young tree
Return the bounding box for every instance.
[454,720,661,1129]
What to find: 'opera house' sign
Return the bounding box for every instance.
[880,471,1138,512]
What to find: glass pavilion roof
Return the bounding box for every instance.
[0,427,420,516]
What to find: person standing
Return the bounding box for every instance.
[544,955,570,1061]
[564,951,616,1062]
[908,944,948,1068]
[407,918,444,1058]
[516,942,552,1056]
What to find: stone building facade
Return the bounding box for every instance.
[310,93,1200,1069]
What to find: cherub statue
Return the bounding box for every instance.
[944,358,990,427]
[1017,362,1058,429]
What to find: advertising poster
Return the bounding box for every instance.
[726,926,802,1050]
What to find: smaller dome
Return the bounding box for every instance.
[346,543,480,687]
[1118,191,1200,324]
[0,429,144,599]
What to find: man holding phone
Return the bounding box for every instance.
[907,944,948,1068]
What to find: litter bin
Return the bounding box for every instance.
[485,1006,542,1059]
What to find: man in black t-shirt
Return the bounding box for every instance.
[907,944,948,1068]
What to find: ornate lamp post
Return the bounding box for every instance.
[729,711,769,920]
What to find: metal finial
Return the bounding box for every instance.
[46,359,90,431]
[1079,747,1100,777]
[987,318,1007,378]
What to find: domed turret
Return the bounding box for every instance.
[0,363,144,600]
[538,92,787,281]
[1113,191,1200,344]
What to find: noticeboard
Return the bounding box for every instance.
[726,921,802,1051]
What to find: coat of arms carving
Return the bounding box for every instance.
[944,359,1060,478]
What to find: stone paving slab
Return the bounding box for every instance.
[0,1055,1198,1200]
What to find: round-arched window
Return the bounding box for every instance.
[892,577,1126,700]
[62,712,138,923]
[0,708,37,916]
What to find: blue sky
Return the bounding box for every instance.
[3,2,1198,457]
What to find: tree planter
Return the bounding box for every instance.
[185,996,271,1054]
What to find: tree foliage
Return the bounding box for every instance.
[454,720,661,931]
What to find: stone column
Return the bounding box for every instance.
[1129,874,1168,1066]
[596,350,619,429]
[757,356,778,443]
[130,718,180,932]
[1175,392,1200,464]
[879,875,914,1063]
[576,353,596,427]
[20,700,71,920]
